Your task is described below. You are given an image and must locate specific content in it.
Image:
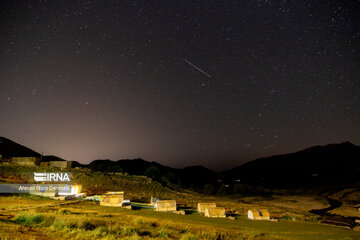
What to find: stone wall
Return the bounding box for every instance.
[11,157,40,166]
[49,161,72,169]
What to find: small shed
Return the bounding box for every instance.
[11,157,40,166]
[40,162,49,167]
[197,202,216,214]
[49,161,72,169]
[355,205,360,212]
[155,200,177,212]
[248,209,270,220]
[204,207,226,218]
[100,191,124,207]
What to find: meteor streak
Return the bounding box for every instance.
[263,144,275,149]
[184,59,212,79]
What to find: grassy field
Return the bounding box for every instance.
[0,164,334,217]
[0,195,359,240]
[0,164,360,239]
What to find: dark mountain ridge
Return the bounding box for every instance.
[73,159,217,187]
[1,136,359,189]
[222,141,360,188]
[0,137,41,158]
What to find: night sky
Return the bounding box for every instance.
[1,0,359,170]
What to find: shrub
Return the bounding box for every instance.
[199,230,219,240]
[233,184,251,195]
[180,226,189,233]
[122,226,135,236]
[107,224,122,235]
[203,183,214,195]
[50,218,69,230]
[77,218,107,230]
[150,221,158,228]
[245,231,265,239]
[307,216,322,223]
[254,186,266,196]
[93,226,108,237]
[14,214,27,224]
[79,221,96,230]
[15,213,44,226]
[123,233,141,240]
[180,233,200,240]
[145,166,161,181]
[132,217,145,227]
[58,209,71,215]
[216,184,227,196]
[41,215,56,227]
[157,229,169,238]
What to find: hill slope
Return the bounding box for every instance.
[0,137,41,158]
[2,136,359,190]
[74,159,218,188]
[223,142,360,188]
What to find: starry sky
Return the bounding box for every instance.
[0,0,359,170]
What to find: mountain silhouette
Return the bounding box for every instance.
[222,142,360,188]
[0,137,41,158]
[1,136,359,189]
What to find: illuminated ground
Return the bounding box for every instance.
[0,195,359,240]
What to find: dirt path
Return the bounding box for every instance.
[310,198,342,216]
[1,200,80,213]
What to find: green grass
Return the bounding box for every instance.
[15,213,44,226]
[7,199,358,240]
[1,164,360,239]
[180,233,200,240]
[0,163,183,201]
[70,201,360,240]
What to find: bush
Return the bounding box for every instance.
[216,184,227,196]
[41,215,56,227]
[254,186,266,196]
[157,229,169,238]
[233,184,251,195]
[14,214,27,224]
[132,217,145,227]
[50,218,66,230]
[107,224,122,235]
[203,183,214,195]
[122,226,135,236]
[199,230,220,240]
[15,213,44,226]
[79,221,96,230]
[58,209,71,215]
[180,233,200,240]
[307,216,322,223]
[93,226,108,237]
[233,184,266,196]
[180,226,189,233]
[245,231,265,239]
[127,234,141,240]
[145,166,161,181]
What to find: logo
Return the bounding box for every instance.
[34,172,71,182]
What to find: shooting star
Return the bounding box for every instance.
[184,59,212,79]
[263,144,275,150]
